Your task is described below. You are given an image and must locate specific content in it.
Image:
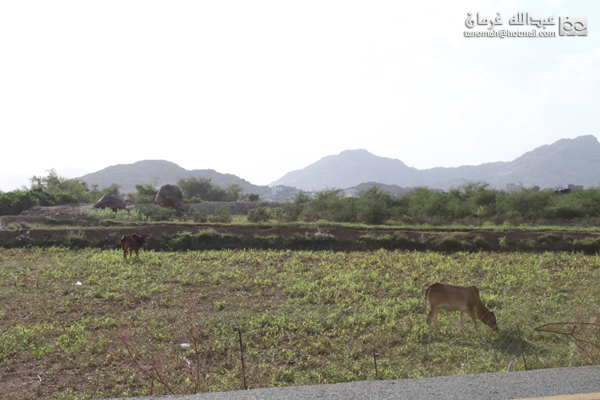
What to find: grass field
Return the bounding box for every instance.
[1,248,599,399]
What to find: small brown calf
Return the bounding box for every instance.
[121,233,150,261]
[426,282,498,332]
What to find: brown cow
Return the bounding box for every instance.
[426,282,498,332]
[121,233,150,261]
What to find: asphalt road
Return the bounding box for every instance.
[106,365,600,400]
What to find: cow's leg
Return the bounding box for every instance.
[427,307,440,331]
[135,249,139,259]
[123,247,127,261]
[469,311,478,332]
[432,308,440,330]
[460,311,465,329]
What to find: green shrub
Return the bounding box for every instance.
[193,211,209,223]
[434,235,474,252]
[538,233,560,244]
[247,207,271,223]
[65,232,88,249]
[542,203,587,220]
[357,187,395,225]
[357,234,393,249]
[171,232,194,250]
[211,206,232,223]
[282,192,311,221]
[471,235,492,250]
[129,184,158,204]
[0,188,58,216]
[94,234,122,250]
[509,239,535,252]
[572,237,600,254]
[82,208,148,221]
[183,196,203,204]
[136,205,176,221]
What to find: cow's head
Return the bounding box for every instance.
[481,310,498,331]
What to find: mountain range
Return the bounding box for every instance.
[78,160,270,195]
[77,135,600,194]
[270,135,600,191]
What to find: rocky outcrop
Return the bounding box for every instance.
[154,184,186,211]
[93,194,126,211]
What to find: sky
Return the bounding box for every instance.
[1,0,599,192]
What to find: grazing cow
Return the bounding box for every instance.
[121,233,150,261]
[426,282,498,332]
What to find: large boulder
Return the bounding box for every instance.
[154,184,185,211]
[93,194,126,211]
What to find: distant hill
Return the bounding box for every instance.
[270,149,421,190]
[76,135,600,197]
[77,160,270,195]
[484,135,600,189]
[271,135,600,191]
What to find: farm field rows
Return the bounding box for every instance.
[0,248,599,399]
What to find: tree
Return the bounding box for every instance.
[129,184,158,204]
[29,169,88,203]
[27,169,121,204]
[0,187,77,216]
[177,177,242,202]
[177,177,214,200]
[304,188,357,222]
[357,186,394,224]
[225,184,242,202]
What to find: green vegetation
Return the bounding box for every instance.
[3,171,600,234]
[136,204,177,221]
[0,248,598,398]
[81,208,148,222]
[127,183,158,204]
[177,177,243,202]
[0,170,121,215]
[0,188,73,216]
[269,183,600,228]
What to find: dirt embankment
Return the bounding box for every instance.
[1,219,599,253]
[1,205,600,252]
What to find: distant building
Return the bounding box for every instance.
[554,184,583,194]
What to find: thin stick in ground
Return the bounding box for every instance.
[238,329,248,390]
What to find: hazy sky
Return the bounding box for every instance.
[1,0,598,191]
